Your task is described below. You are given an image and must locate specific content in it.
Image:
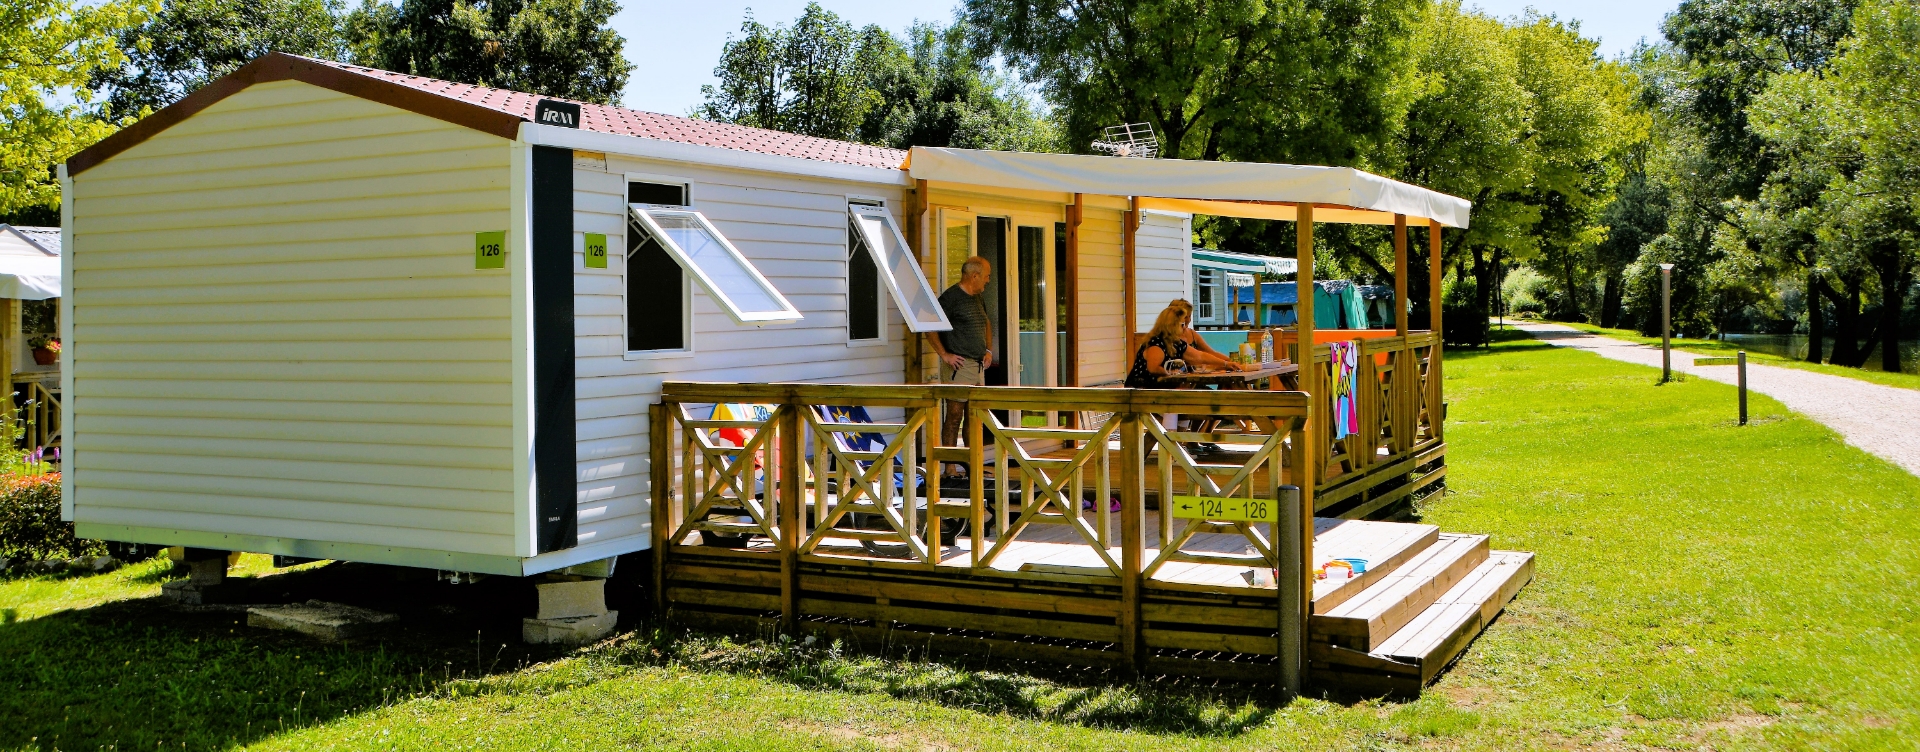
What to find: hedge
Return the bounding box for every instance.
[0,473,103,563]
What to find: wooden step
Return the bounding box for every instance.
[1375,550,1535,684]
[1310,533,1489,650]
[1309,519,1440,612]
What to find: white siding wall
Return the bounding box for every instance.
[570,154,910,549]
[67,80,518,556]
[1134,211,1193,332]
[1075,207,1127,385]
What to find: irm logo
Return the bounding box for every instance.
[534,99,581,129]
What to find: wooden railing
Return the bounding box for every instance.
[650,382,1314,688]
[11,381,60,451]
[1274,330,1445,515]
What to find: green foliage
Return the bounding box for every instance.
[966,0,1422,165]
[0,0,152,219]
[345,0,633,104]
[90,0,348,115]
[697,4,1055,151]
[0,474,98,563]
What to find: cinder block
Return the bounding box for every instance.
[185,558,227,586]
[535,579,607,620]
[247,600,398,642]
[522,611,618,645]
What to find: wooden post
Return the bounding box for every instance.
[1429,220,1445,440]
[908,179,929,387]
[1277,482,1304,700]
[1067,194,1082,387]
[1393,215,1408,337]
[1738,351,1748,425]
[649,402,671,617]
[1118,410,1146,674]
[1392,215,1410,454]
[0,299,14,440]
[1296,204,1316,490]
[968,401,986,566]
[1123,197,1139,357]
[778,401,803,634]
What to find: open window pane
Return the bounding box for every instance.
[629,205,802,325]
[848,204,951,333]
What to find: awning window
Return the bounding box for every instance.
[846,204,951,333]
[628,205,802,325]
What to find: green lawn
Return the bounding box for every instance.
[4,333,1918,750]
[1536,319,1920,391]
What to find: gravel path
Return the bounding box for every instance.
[1513,321,1920,478]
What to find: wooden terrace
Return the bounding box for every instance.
[650,382,1531,697]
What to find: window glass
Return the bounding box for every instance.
[629,206,802,324]
[847,204,951,333]
[629,181,686,206]
[627,225,685,351]
[848,218,880,341]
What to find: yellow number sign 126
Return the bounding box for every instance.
[475,231,506,270]
[1169,495,1280,523]
[584,233,608,269]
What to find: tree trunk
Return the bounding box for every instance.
[1472,248,1496,318]
[1823,276,1870,367]
[1600,270,1622,328]
[1879,266,1911,373]
[1805,271,1827,364]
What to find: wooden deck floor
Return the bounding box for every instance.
[699,511,1435,608]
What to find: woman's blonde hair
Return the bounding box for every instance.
[1148,300,1192,345]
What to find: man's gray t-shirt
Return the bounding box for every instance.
[937,284,990,360]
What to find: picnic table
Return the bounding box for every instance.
[1159,361,1300,390]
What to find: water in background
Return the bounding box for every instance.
[1719,334,1920,375]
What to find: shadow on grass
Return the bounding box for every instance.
[1,560,1287,748]
[579,623,1283,737]
[0,561,574,750]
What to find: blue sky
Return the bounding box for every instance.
[614,0,1680,116]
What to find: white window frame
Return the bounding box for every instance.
[623,207,696,360]
[848,203,951,334]
[845,195,889,346]
[622,175,696,359]
[628,204,803,326]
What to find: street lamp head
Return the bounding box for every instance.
[1659,263,1675,271]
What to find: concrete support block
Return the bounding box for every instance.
[163,551,232,604]
[247,600,399,642]
[522,612,618,645]
[535,579,607,620]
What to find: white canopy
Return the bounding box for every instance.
[905,147,1471,229]
[0,256,61,300]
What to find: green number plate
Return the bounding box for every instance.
[475,231,506,269]
[584,233,608,268]
[1170,495,1280,523]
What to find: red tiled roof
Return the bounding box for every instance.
[69,53,909,176]
[299,56,908,170]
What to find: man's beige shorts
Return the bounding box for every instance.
[944,357,985,386]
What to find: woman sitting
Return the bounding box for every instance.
[1126,301,1244,389]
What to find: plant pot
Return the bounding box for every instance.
[31,347,55,366]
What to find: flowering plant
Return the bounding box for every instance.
[27,335,58,352]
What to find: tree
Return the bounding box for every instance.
[91,0,346,115]
[1823,0,1920,370]
[1,0,151,223]
[965,0,1422,165]
[698,5,1056,151]
[346,0,633,104]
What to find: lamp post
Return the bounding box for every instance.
[1660,263,1674,383]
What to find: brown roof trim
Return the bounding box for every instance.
[66,53,526,176]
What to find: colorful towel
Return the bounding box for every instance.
[1329,341,1360,439]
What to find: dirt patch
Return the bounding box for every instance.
[1689,713,1775,746]
[1438,686,1500,710]
[787,720,953,751]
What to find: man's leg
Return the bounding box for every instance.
[942,398,966,476]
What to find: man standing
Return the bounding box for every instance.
[929,256,992,477]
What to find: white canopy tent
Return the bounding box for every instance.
[0,257,61,301]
